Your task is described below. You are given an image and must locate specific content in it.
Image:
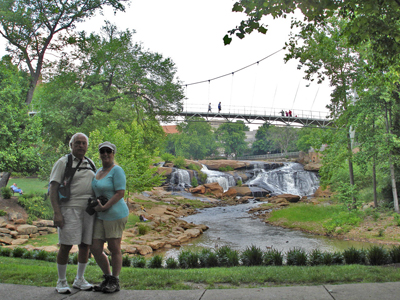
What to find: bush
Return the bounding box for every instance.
[165,257,179,269]
[22,250,33,259]
[216,246,239,267]
[132,256,147,268]
[0,210,7,216]
[389,245,400,263]
[1,187,12,199]
[68,252,78,265]
[0,247,12,257]
[198,171,207,183]
[218,166,234,172]
[122,255,132,267]
[241,245,264,266]
[309,249,324,266]
[367,246,390,265]
[191,176,198,187]
[18,193,53,220]
[148,255,163,268]
[178,250,199,269]
[138,224,150,235]
[263,248,283,266]
[161,153,175,163]
[46,252,58,262]
[187,163,201,171]
[331,251,344,265]
[342,247,367,265]
[173,156,186,169]
[236,179,242,187]
[12,247,27,258]
[286,248,308,266]
[34,250,50,261]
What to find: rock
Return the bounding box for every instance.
[0,228,10,234]
[0,217,7,227]
[304,162,322,171]
[185,228,202,238]
[147,240,166,250]
[14,219,26,224]
[8,212,23,222]
[5,224,16,230]
[270,194,300,203]
[135,245,153,255]
[0,235,13,245]
[11,238,28,245]
[204,182,224,198]
[222,187,237,199]
[121,245,137,254]
[41,246,58,252]
[313,186,332,198]
[198,160,250,170]
[155,167,173,176]
[16,224,38,235]
[231,186,252,197]
[190,185,206,194]
[32,220,54,227]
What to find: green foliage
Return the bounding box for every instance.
[199,248,219,268]
[187,163,201,171]
[263,249,283,266]
[389,246,400,263]
[17,193,53,220]
[241,245,264,266]
[0,210,6,216]
[367,246,389,265]
[122,255,132,267]
[267,126,299,155]
[342,247,367,265]
[178,250,199,269]
[286,248,308,266]
[323,210,363,235]
[191,176,198,187]
[68,252,79,265]
[236,179,242,187]
[216,246,240,267]
[148,255,163,269]
[1,187,11,199]
[251,123,277,155]
[0,247,12,257]
[12,247,27,258]
[33,250,50,261]
[198,172,207,183]
[138,224,150,235]
[131,256,147,268]
[215,121,249,158]
[173,156,186,169]
[165,257,178,269]
[309,249,324,266]
[161,153,175,163]
[218,166,234,172]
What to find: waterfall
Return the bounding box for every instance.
[200,165,236,192]
[246,163,319,196]
[169,168,191,191]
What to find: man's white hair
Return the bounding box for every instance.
[69,132,89,151]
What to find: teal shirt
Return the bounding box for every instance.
[92,165,129,221]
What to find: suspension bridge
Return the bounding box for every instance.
[170,104,333,127]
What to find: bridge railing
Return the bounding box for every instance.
[182,104,330,120]
[237,151,301,160]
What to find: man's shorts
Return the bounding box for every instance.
[58,207,95,245]
[93,216,128,240]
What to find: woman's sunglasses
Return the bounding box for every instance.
[99,148,113,154]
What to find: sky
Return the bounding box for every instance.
[0,0,332,120]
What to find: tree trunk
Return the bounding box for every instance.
[372,156,378,208]
[0,172,11,189]
[347,132,356,209]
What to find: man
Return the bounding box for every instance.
[49,133,96,294]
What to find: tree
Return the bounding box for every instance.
[268,125,298,155]
[0,56,42,187]
[251,122,277,154]
[35,22,183,147]
[296,126,323,153]
[215,121,249,158]
[0,0,128,105]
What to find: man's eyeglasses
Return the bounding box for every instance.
[99,148,113,154]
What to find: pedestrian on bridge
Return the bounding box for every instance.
[218,102,221,113]
[280,110,284,116]
[208,103,212,112]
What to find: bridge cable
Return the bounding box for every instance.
[183,48,284,87]
[229,72,235,111]
[310,86,320,111]
[250,61,259,112]
[292,80,301,113]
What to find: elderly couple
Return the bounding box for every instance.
[49,133,129,294]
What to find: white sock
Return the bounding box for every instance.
[57,264,67,281]
[76,262,87,279]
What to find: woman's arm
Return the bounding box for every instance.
[94,189,125,212]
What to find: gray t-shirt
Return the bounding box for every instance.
[50,154,96,209]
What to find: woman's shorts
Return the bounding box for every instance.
[93,216,128,240]
[58,207,95,245]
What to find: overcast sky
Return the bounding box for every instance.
[0,0,332,118]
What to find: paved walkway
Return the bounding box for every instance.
[1,282,400,300]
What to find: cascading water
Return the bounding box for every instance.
[169,168,191,191]
[246,162,319,196]
[201,164,236,192]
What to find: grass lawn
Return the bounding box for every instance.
[8,177,48,196]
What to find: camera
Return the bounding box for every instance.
[86,195,108,215]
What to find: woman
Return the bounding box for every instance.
[90,141,129,293]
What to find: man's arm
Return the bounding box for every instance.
[49,181,64,228]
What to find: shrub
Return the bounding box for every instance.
[12,247,27,258]
[161,153,175,163]
[148,255,163,268]
[216,246,239,267]
[138,224,150,235]
[1,187,12,199]
[22,250,33,259]
[393,214,400,226]
[178,250,199,269]
[286,248,308,266]
[34,250,50,261]
[68,252,78,265]
[0,247,12,257]
[165,257,178,269]
[0,210,7,216]
[46,252,58,262]
[389,245,400,263]
[309,249,324,266]
[241,245,264,266]
[187,163,201,171]
[236,179,242,187]
[218,166,234,172]
[173,156,186,169]
[191,176,198,187]
[18,193,53,220]
[342,247,367,265]
[199,248,213,268]
[263,248,283,266]
[88,257,97,266]
[367,246,390,265]
[198,171,207,183]
[132,256,147,268]
[122,255,132,267]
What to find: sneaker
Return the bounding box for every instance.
[56,279,71,294]
[72,277,93,291]
[102,275,120,293]
[93,274,110,292]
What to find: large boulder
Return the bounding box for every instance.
[198,160,250,170]
[303,163,322,172]
[271,194,301,203]
[16,224,38,235]
[203,182,224,198]
[230,186,252,197]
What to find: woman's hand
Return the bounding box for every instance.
[94,200,106,212]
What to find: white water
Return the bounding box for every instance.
[200,164,236,192]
